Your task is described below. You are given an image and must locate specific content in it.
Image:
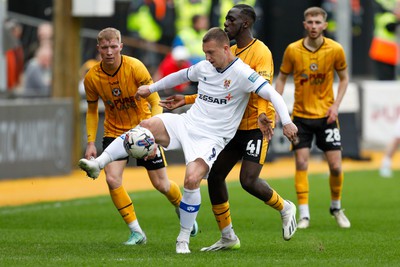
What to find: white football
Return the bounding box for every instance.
[123,126,156,159]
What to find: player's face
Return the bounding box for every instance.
[303,14,327,39]
[224,8,244,40]
[97,38,123,69]
[203,40,228,70]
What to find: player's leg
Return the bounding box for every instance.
[78,134,129,179]
[201,144,242,252]
[238,129,297,240]
[325,150,350,228]
[316,119,350,228]
[142,149,198,237]
[292,117,313,229]
[140,117,170,148]
[176,158,208,254]
[294,147,311,228]
[105,158,147,245]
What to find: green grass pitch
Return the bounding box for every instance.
[0,169,399,266]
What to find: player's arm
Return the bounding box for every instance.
[146,92,163,116]
[136,69,190,99]
[85,100,99,158]
[159,94,197,110]
[275,71,289,95]
[326,68,349,124]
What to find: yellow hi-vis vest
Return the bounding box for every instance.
[127,5,161,42]
[369,3,398,65]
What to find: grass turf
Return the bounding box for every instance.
[0,169,399,266]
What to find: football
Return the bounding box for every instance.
[123,126,156,159]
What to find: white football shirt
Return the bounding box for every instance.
[183,58,267,140]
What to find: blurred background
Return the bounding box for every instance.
[1,0,399,179]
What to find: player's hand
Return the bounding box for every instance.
[282,122,298,144]
[326,104,339,124]
[159,95,186,110]
[258,113,274,141]
[84,142,97,159]
[135,85,151,100]
[144,144,158,161]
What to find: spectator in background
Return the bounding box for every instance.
[4,19,24,92]
[78,53,101,99]
[154,46,193,96]
[23,43,52,97]
[26,22,53,63]
[173,14,209,65]
[174,0,211,34]
[369,0,399,80]
[126,0,176,72]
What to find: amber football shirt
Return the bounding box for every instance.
[231,39,275,130]
[280,37,347,119]
[84,55,161,140]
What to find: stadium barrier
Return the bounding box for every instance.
[0,98,73,179]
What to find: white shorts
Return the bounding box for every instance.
[155,113,228,177]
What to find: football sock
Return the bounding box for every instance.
[179,188,201,230]
[103,136,129,161]
[265,190,284,211]
[221,223,236,240]
[331,200,341,210]
[110,186,137,225]
[212,202,232,231]
[96,151,112,169]
[165,181,182,208]
[298,204,310,219]
[329,172,343,201]
[177,226,191,243]
[127,219,143,234]
[381,156,392,169]
[295,170,309,205]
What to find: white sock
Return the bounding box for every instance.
[221,224,236,240]
[298,204,310,219]
[127,220,143,234]
[96,151,113,169]
[103,136,129,160]
[381,156,392,169]
[177,188,201,242]
[281,200,291,214]
[331,200,341,210]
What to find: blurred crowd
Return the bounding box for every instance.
[2,0,400,98]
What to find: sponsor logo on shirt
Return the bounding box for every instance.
[198,94,228,104]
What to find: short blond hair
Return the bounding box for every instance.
[304,7,327,21]
[202,27,230,46]
[97,27,121,44]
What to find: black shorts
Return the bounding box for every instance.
[103,137,166,171]
[292,116,342,152]
[223,129,270,164]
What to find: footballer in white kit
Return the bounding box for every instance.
[149,57,292,172]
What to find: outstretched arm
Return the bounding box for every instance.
[136,69,190,99]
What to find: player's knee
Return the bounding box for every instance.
[330,166,341,176]
[152,179,169,193]
[106,174,122,189]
